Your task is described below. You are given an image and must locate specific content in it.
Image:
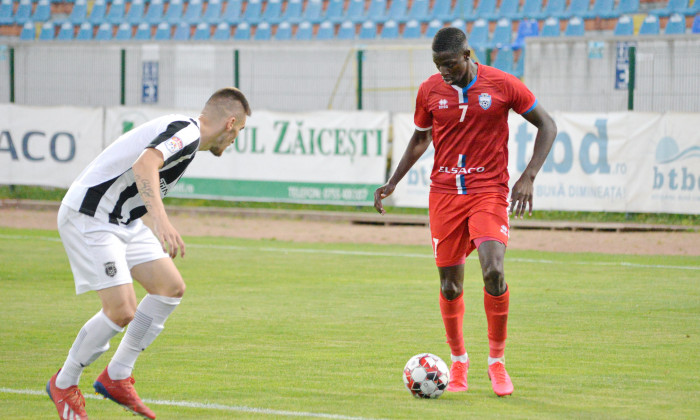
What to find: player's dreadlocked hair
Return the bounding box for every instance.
[432,27,468,54]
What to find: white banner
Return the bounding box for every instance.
[391,111,700,214]
[105,107,390,204]
[0,105,104,188]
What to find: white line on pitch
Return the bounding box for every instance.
[1,233,698,271]
[0,388,387,420]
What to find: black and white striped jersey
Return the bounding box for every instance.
[62,114,200,225]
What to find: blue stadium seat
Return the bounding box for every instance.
[325,0,344,24]
[316,20,334,39]
[106,0,125,24]
[430,0,455,22]
[366,0,387,23]
[57,21,75,40]
[407,0,429,22]
[242,0,262,24]
[386,0,407,22]
[94,22,112,40]
[183,0,203,24]
[173,22,190,40]
[425,19,443,38]
[337,20,356,39]
[221,0,242,24]
[564,0,590,18]
[31,0,51,22]
[15,0,33,25]
[684,1,700,15]
[542,0,567,18]
[39,21,55,40]
[125,0,145,24]
[68,0,87,24]
[144,0,164,25]
[295,21,313,39]
[474,0,497,21]
[233,21,250,39]
[651,0,687,16]
[541,16,561,36]
[493,46,514,74]
[692,14,700,32]
[192,22,211,39]
[639,13,660,34]
[275,21,292,39]
[564,15,585,35]
[253,21,271,40]
[114,22,132,40]
[77,24,95,40]
[282,0,303,24]
[403,19,421,38]
[303,0,322,23]
[164,0,184,24]
[154,22,171,40]
[203,0,222,23]
[261,0,282,24]
[134,22,151,40]
[513,50,525,77]
[490,18,512,48]
[20,21,36,40]
[613,14,634,35]
[359,20,377,39]
[471,46,487,63]
[520,0,545,19]
[583,0,616,19]
[212,22,231,39]
[0,0,12,26]
[512,18,539,49]
[664,13,686,33]
[134,22,151,41]
[469,18,489,48]
[87,0,107,24]
[453,0,475,21]
[345,0,366,23]
[380,19,399,38]
[614,0,639,16]
[451,18,466,32]
[498,0,520,19]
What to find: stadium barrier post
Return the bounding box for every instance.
[120,49,126,105]
[9,47,14,103]
[234,49,240,88]
[357,49,364,110]
[627,46,636,111]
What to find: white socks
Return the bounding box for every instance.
[108,294,181,380]
[451,353,469,363]
[56,310,123,389]
[488,356,505,366]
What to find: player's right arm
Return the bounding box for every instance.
[373,129,432,215]
[132,148,186,259]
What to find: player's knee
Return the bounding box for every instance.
[440,282,463,300]
[163,280,186,298]
[482,267,505,295]
[106,308,135,327]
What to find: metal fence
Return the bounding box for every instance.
[1,36,699,113]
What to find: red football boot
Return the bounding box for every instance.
[46,370,89,420]
[488,361,514,396]
[93,367,156,419]
[446,359,469,392]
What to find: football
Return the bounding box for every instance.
[402,353,450,398]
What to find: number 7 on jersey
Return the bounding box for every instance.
[459,105,468,122]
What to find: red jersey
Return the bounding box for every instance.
[414,64,537,195]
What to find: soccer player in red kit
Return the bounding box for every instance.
[374,28,556,396]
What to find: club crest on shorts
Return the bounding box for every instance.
[104,262,117,277]
[479,93,492,110]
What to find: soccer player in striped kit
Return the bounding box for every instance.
[374,28,556,396]
[47,88,251,419]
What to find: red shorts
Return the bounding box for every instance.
[429,192,510,267]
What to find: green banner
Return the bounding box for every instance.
[169,177,381,205]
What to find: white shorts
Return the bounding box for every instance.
[57,205,169,294]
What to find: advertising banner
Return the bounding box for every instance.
[105,107,390,205]
[391,111,700,214]
[0,105,104,188]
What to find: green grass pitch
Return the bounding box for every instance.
[1,226,699,419]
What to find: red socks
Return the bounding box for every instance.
[439,292,466,357]
[484,286,509,358]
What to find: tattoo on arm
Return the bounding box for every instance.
[136,175,155,212]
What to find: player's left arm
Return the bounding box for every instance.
[132,148,186,258]
[510,104,557,218]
